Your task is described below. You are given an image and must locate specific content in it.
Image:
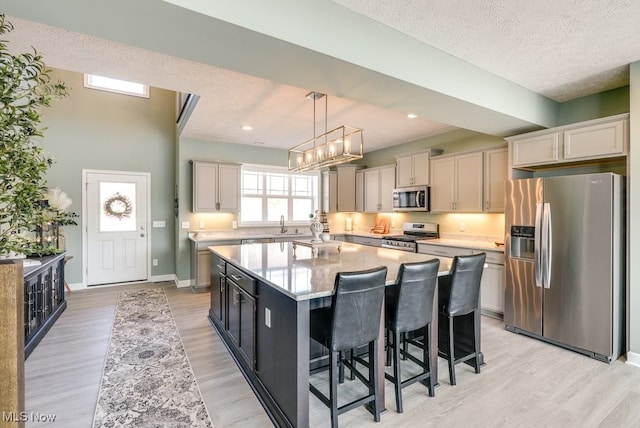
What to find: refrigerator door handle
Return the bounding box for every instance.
[543,203,552,288]
[534,203,543,288]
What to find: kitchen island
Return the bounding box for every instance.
[208,241,451,427]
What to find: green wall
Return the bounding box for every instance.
[557,86,629,126]
[360,129,505,168]
[41,69,177,285]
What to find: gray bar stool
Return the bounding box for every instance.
[384,259,440,413]
[438,252,486,385]
[309,266,387,428]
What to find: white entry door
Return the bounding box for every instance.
[85,171,149,285]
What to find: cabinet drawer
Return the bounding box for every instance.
[353,236,382,247]
[417,244,473,257]
[226,265,256,295]
[211,255,226,275]
[480,251,504,265]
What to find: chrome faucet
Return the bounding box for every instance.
[280,215,287,234]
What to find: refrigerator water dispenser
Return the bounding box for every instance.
[510,225,535,260]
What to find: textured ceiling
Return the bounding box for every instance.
[333,0,640,102]
[4,0,640,152]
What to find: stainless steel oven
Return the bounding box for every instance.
[392,186,430,212]
[381,222,439,252]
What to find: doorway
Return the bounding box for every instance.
[83,170,150,286]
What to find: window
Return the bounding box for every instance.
[84,74,149,98]
[240,166,319,225]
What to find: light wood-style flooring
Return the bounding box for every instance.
[24,282,640,427]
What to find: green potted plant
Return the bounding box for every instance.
[0,14,68,258]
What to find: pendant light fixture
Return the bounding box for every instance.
[288,91,363,172]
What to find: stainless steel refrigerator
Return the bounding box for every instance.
[504,173,624,362]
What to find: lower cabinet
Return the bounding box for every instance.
[225,265,256,369]
[480,262,504,317]
[338,234,382,247]
[23,253,67,359]
[210,253,226,324]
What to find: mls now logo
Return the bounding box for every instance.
[2,412,57,422]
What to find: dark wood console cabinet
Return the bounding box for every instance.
[23,253,67,359]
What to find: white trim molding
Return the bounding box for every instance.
[626,351,640,368]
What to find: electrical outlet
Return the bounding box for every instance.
[265,307,271,328]
[152,259,158,266]
[181,221,190,229]
[459,222,465,232]
[199,221,205,229]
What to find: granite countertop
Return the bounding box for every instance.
[335,230,393,238]
[416,238,505,253]
[189,230,313,242]
[209,242,452,301]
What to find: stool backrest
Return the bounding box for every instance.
[390,259,440,333]
[330,266,388,351]
[445,253,486,316]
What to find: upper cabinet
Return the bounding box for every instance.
[192,161,241,212]
[321,165,362,213]
[321,170,337,213]
[355,169,365,213]
[483,148,508,213]
[508,114,628,168]
[430,152,484,213]
[364,165,396,212]
[395,149,443,187]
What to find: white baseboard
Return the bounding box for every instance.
[626,351,640,368]
[176,278,192,288]
[150,274,178,285]
[68,282,85,291]
[67,275,179,291]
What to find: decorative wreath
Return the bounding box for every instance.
[103,193,132,220]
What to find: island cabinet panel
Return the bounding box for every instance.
[209,253,226,325]
[226,264,256,369]
[255,281,310,427]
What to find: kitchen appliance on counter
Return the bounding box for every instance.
[504,173,624,362]
[381,222,439,252]
[392,186,430,212]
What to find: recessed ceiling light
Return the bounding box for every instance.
[407,113,418,119]
[254,141,265,145]
[241,125,253,131]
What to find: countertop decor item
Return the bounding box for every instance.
[287,91,363,172]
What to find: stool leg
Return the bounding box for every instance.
[339,351,345,384]
[474,309,481,374]
[386,330,392,367]
[402,332,408,360]
[369,340,381,422]
[393,330,403,413]
[349,349,355,380]
[330,350,339,428]
[425,324,435,397]
[448,316,456,386]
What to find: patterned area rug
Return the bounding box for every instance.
[93,288,213,427]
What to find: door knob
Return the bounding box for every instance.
[140,233,145,237]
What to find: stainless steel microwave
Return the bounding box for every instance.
[392,186,430,212]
